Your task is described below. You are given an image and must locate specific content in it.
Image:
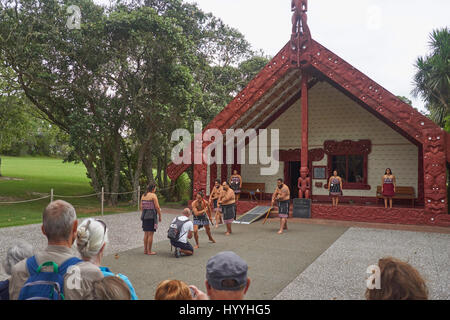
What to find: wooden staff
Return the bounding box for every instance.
[262,207,273,225]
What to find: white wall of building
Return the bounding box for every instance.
[240,81,419,198]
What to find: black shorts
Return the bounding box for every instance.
[142,219,157,232]
[278,200,290,218]
[170,240,194,252]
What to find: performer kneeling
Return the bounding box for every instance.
[219,181,236,236]
[271,178,290,234]
[209,179,223,228]
[192,192,215,249]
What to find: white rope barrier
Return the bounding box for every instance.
[0,184,177,205]
[53,193,100,198]
[0,195,51,204]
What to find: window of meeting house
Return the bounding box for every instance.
[331,154,365,188]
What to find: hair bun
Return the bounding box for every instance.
[76,220,91,251]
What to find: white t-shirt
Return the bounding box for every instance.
[171,216,193,244]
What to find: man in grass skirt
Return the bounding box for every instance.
[191,191,216,249]
[271,178,291,234]
[219,181,236,236]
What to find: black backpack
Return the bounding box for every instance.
[167,217,189,242]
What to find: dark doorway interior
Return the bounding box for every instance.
[289,161,301,199]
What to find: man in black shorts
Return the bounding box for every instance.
[170,208,194,258]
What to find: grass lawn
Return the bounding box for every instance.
[0,156,184,228]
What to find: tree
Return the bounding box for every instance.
[0,0,268,204]
[397,95,413,106]
[412,27,449,128]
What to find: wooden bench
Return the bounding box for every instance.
[376,186,415,207]
[240,183,266,201]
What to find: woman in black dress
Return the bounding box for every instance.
[140,183,162,255]
[328,170,343,207]
[229,170,242,202]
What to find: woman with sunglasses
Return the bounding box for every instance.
[140,183,162,255]
[76,218,138,300]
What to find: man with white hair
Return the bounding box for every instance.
[9,200,103,300]
[0,240,34,300]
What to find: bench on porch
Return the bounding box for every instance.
[240,183,266,201]
[376,186,416,207]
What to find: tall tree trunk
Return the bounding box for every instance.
[156,156,162,187]
[80,154,102,201]
[110,133,122,206]
[132,139,151,205]
[162,149,169,198]
[144,143,154,184]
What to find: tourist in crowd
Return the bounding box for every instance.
[328,170,343,207]
[140,183,162,255]
[209,179,223,228]
[190,251,250,300]
[230,170,243,203]
[192,192,215,249]
[155,279,193,300]
[382,168,396,209]
[271,178,290,234]
[366,257,428,300]
[169,208,194,258]
[219,181,237,236]
[0,241,34,300]
[9,200,103,300]
[76,218,138,300]
[92,276,131,300]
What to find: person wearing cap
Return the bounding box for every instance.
[190,251,251,300]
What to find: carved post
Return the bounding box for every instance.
[300,73,309,178]
[193,132,207,197]
[423,129,448,215]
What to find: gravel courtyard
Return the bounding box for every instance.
[1,209,449,300]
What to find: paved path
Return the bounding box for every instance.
[1,209,449,300]
[102,220,348,300]
[274,227,450,300]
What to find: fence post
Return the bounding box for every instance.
[137,185,140,212]
[101,187,104,217]
[50,189,54,203]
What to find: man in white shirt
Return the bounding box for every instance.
[170,208,194,258]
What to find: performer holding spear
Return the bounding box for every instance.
[271,178,291,234]
[192,192,215,249]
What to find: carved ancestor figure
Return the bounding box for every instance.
[297,168,311,199]
[291,0,311,46]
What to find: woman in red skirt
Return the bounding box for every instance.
[381,168,396,209]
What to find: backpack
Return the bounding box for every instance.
[18,256,82,300]
[167,217,189,242]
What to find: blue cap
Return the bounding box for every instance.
[206,251,248,291]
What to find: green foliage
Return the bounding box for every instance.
[412,27,449,127]
[0,0,268,203]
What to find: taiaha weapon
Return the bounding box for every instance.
[262,207,274,225]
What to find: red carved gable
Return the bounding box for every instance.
[167,38,446,181]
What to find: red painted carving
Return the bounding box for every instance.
[297,168,311,198]
[210,163,217,194]
[279,148,324,162]
[324,140,371,155]
[423,129,447,214]
[291,0,312,66]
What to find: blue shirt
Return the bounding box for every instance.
[100,267,138,300]
[0,279,9,300]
